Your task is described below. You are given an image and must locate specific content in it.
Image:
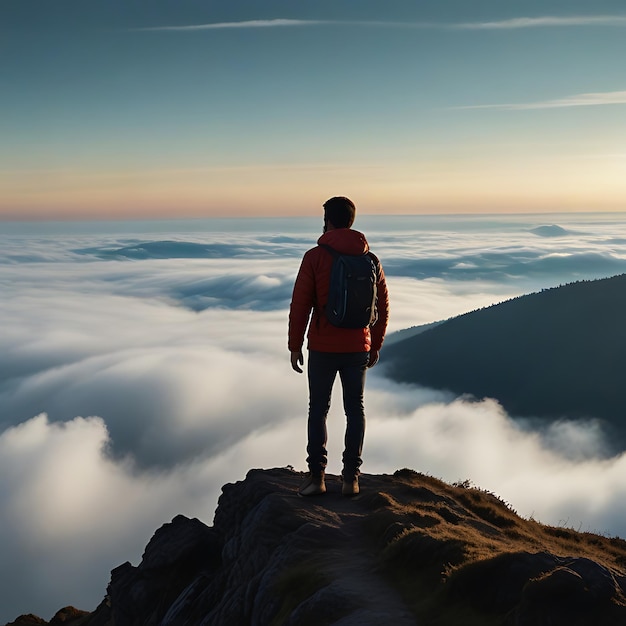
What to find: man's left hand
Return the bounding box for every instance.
[367,350,379,368]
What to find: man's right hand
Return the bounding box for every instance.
[290,350,304,373]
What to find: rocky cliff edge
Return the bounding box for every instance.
[8,467,626,626]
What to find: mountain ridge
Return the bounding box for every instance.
[382,273,626,450]
[7,467,626,626]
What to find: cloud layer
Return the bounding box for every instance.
[3,214,626,621]
[457,90,626,111]
[137,18,330,31]
[138,15,626,33]
[456,15,626,29]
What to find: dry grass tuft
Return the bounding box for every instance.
[361,469,626,624]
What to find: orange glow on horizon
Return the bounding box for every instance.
[2,155,625,220]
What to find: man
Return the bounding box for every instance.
[288,196,389,497]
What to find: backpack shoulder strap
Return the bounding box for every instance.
[319,243,338,257]
[367,250,380,276]
[320,243,375,261]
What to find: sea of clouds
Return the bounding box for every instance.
[3,213,626,621]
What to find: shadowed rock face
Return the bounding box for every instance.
[8,468,626,626]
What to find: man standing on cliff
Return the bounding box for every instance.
[289,196,389,497]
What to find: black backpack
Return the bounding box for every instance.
[320,244,379,329]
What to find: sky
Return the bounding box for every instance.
[4,213,626,621]
[2,0,626,220]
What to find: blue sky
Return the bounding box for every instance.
[2,1,626,218]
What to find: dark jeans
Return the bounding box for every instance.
[307,350,369,478]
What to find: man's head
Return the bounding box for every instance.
[323,196,356,230]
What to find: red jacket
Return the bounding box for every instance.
[288,228,389,353]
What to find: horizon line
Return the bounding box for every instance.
[3,209,626,225]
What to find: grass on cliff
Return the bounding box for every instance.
[269,559,339,626]
[363,469,626,625]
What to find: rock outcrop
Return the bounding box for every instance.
[8,467,626,625]
[6,607,90,626]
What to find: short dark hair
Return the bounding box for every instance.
[323,196,356,229]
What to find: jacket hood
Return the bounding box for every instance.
[317,228,369,255]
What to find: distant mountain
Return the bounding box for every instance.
[383,321,442,346]
[382,273,626,449]
[8,468,626,626]
[529,224,571,237]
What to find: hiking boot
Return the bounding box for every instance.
[298,472,326,496]
[342,475,359,497]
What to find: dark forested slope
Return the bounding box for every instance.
[383,273,626,447]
